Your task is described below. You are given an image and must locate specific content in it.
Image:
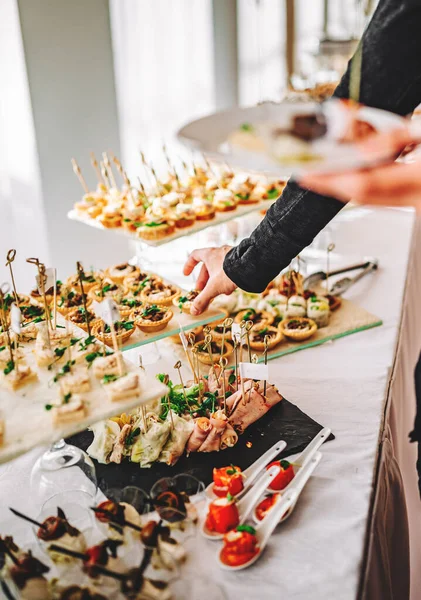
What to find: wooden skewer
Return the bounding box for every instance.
[245,320,253,362]
[71,158,89,194]
[0,289,14,366]
[180,329,197,381]
[109,321,124,376]
[239,320,247,364]
[220,317,233,360]
[5,249,19,305]
[0,539,19,566]
[26,258,51,345]
[191,347,201,401]
[52,268,57,330]
[76,262,91,337]
[163,374,174,430]
[204,334,219,384]
[219,357,228,414]
[90,152,104,185]
[247,354,259,402]
[98,275,107,356]
[102,152,117,188]
[233,339,239,391]
[263,335,269,396]
[326,243,335,293]
[100,162,111,191]
[174,360,188,403]
[138,355,148,433]
[90,507,142,531]
[9,507,47,530]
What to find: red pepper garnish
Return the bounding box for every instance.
[82,544,109,578]
[266,459,294,491]
[95,500,125,525]
[213,466,244,498]
[205,497,239,534]
[220,526,259,567]
[255,494,279,521]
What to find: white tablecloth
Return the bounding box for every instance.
[1,207,420,600]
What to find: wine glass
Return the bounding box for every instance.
[29,439,97,505]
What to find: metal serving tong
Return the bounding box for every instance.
[303,259,378,296]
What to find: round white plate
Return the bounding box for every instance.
[177,100,406,178]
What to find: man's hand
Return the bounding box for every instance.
[183,245,237,315]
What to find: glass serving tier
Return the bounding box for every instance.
[0,320,167,466]
[67,198,275,248]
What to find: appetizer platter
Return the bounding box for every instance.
[68,151,286,247]
[1,480,210,600]
[177,98,406,176]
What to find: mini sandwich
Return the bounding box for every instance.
[92,353,122,379]
[1,363,38,391]
[53,395,86,425]
[104,372,140,402]
[60,367,91,395]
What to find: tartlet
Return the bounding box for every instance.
[117,297,143,318]
[137,220,175,240]
[210,321,232,342]
[65,271,99,293]
[173,290,200,314]
[234,308,274,327]
[131,304,172,333]
[91,320,135,347]
[194,340,233,365]
[66,306,100,332]
[105,263,140,284]
[141,281,180,307]
[248,325,283,351]
[88,280,125,303]
[279,318,317,341]
[20,304,47,325]
[57,291,90,316]
[170,324,203,345]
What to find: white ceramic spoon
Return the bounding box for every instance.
[202,465,280,541]
[218,453,322,571]
[254,450,322,524]
[205,439,287,501]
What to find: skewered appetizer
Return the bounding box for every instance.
[30,281,63,307]
[0,361,37,391]
[67,306,100,332]
[102,372,141,403]
[285,294,307,318]
[205,496,239,534]
[65,270,99,293]
[228,173,257,204]
[82,539,125,578]
[212,188,238,212]
[213,465,244,497]
[137,218,175,241]
[192,195,215,220]
[171,202,196,228]
[132,304,173,333]
[98,203,122,228]
[37,507,87,563]
[279,317,317,341]
[94,499,142,539]
[8,551,51,600]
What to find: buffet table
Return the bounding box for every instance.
[0,207,420,600]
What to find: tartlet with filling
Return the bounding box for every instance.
[234,308,274,327]
[279,317,317,341]
[141,281,180,307]
[194,339,233,365]
[65,271,99,293]
[91,320,135,347]
[173,290,200,314]
[105,262,140,284]
[57,290,90,316]
[67,306,100,332]
[131,304,172,333]
[248,325,283,351]
[124,271,161,295]
[88,279,125,303]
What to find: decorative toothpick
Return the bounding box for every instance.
[90,152,104,185]
[239,321,247,364]
[76,262,91,336]
[100,161,112,190]
[245,320,253,362]
[102,152,117,188]
[138,355,147,433]
[178,325,197,381]
[263,335,269,396]
[26,258,51,344]
[219,357,228,415]
[71,158,89,194]
[164,373,174,431]
[5,250,19,305]
[220,317,233,360]
[204,333,219,384]
[326,243,335,293]
[191,346,201,400]
[247,354,259,402]
[0,286,14,365]
[174,360,188,404]
[233,339,239,391]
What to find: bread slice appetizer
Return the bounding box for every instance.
[92,352,123,379]
[0,362,37,390]
[98,205,122,228]
[91,320,135,347]
[122,204,145,232]
[103,372,141,402]
[248,325,283,351]
[194,339,233,365]
[141,281,180,307]
[172,203,196,228]
[52,395,86,425]
[279,317,317,341]
[173,290,199,314]
[192,196,215,221]
[132,304,172,333]
[60,367,91,395]
[0,346,24,369]
[105,262,140,284]
[137,219,175,240]
[212,189,238,212]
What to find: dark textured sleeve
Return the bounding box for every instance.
[224,0,421,293]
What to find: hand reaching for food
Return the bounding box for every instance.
[183,245,237,315]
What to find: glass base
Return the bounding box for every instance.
[30,440,97,504]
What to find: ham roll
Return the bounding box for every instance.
[220,423,238,450]
[198,411,227,452]
[186,417,212,453]
[228,383,282,433]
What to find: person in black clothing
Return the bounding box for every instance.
[183,0,421,491]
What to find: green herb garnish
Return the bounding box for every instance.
[236,524,256,535]
[63,393,72,404]
[226,493,234,502]
[144,221,164,228]
[226,464,238,475]
[266,187,280,200]
[240,122,254,132]
[102,373,119,384]
[125,427,141,446]
[280,459,291,470]
[44,404,53,411]
[53,360,75,382]
[3,360,15,375]
[228,372,236,385]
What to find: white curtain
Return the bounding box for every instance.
[110,0,215,178]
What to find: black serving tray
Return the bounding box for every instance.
[67,398,333,495]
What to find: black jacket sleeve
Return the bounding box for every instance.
[224,0,421,293]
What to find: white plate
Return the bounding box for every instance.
[177,100,406,177]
